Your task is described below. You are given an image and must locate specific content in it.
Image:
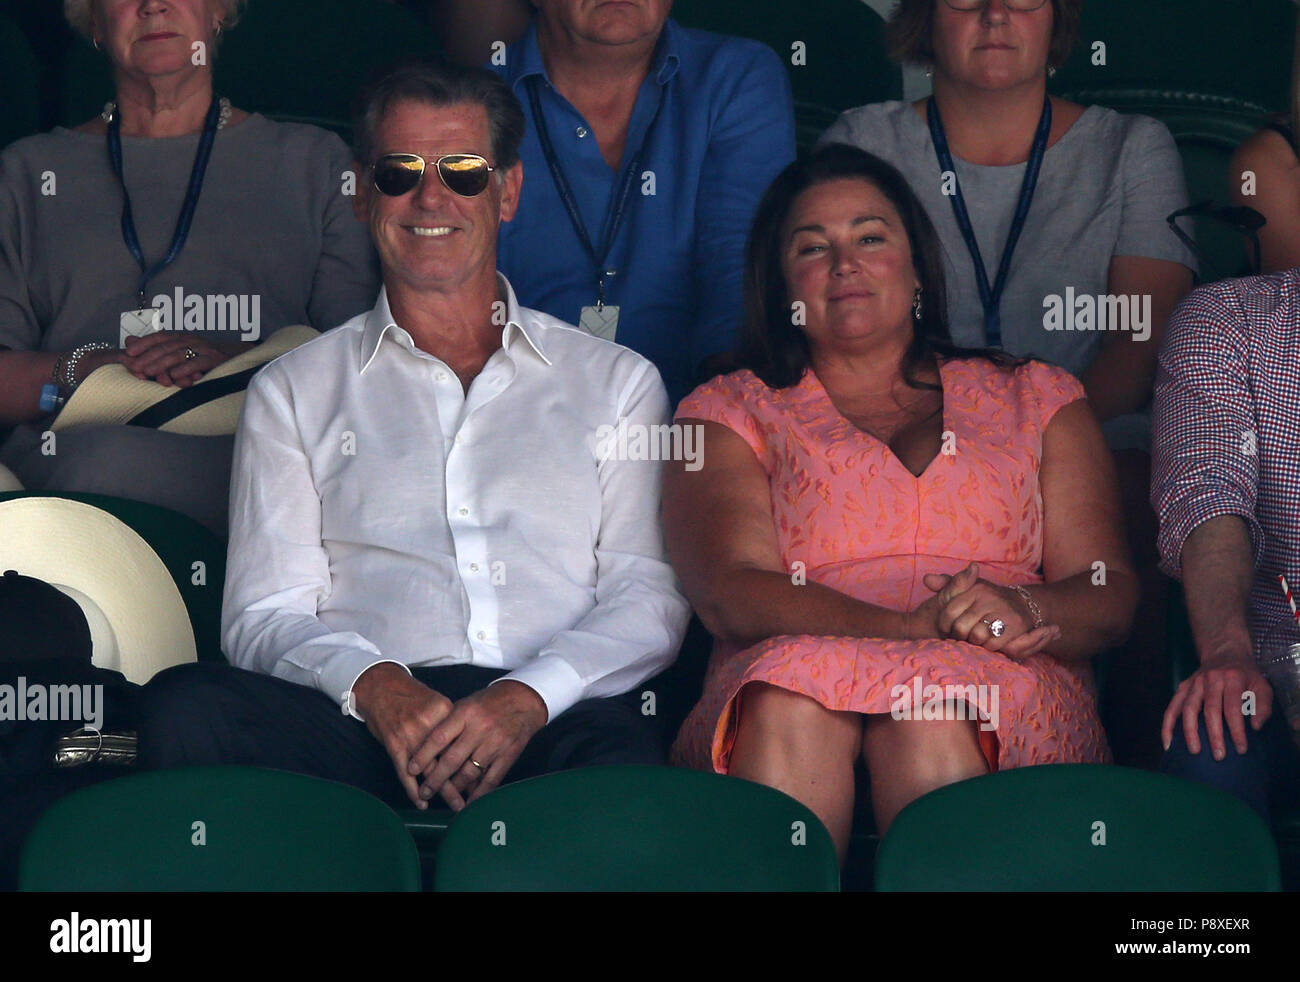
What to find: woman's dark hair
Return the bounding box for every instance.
[730,143,1020,391]
[887,0,1084,72]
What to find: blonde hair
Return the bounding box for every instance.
[63,0,248,42]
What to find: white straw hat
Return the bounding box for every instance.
[0,497,196,683]
[0,463,22,492]
[52,326,319,436]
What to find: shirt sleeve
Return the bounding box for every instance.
[689,42,796,371]
[222,369,409,721]
[676,370,775,472]
[492,358,692,722]
[1150,283,1263,580]
[1022,359,1087,431]
[304,132,381,331]
[1114,114,1199,273]
[0,146,41,352]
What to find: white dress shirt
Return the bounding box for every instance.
[222,275,690,723]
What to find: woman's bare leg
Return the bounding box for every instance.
[862,704,990,835]
[728,681,863,863]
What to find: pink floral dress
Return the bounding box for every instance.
[670,357,1110,774]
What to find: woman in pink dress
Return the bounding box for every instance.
[666,144,1138,863]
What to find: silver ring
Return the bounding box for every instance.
[183,346,198,360]
[469,758,485,771]
[988,618,1006,638]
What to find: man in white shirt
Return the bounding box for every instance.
[137,60,690,813]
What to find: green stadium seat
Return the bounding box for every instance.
[59,0,443,143]
[0,12,41,150]
[19,765,421,891]
[0,491,227,664]
[875,763,1281,891]
[433,764,839,891]
[1051,0,1297,280]
[672,0,901,152]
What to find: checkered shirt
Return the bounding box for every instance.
[1152,269,1300,647]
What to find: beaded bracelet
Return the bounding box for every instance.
[1012,584,1046,629]
[63,341,114,391]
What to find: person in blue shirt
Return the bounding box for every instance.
[485,0,796,404]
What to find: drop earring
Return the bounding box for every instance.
[912,288,923,321]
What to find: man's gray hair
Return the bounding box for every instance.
[63,0,249,41]
[352,58,526,170]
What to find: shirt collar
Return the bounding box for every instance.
[510,16,681,89]
[358,274,551,375]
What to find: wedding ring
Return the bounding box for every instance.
[469,758,485,771]
[988,618,1006,638]
[183,347,198,360]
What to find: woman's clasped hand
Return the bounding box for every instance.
[906,562,1061,659]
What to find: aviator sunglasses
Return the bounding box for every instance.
[370,152,496,198]
[942,0,1049,10]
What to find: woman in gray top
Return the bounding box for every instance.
[0,0,378,530]
[820,0,1198,769]
[820,0,1196,453]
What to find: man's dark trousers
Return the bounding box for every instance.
[137,661,665,808]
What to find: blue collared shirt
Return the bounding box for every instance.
[491,18,796,404]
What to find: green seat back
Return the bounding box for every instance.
[0,491,227,664]
[434,765,840,891]
[60,0,442,143]
[0,12,40,150]
[1051,0,1297,281]
[875,763,1281,891]
[671,0,901,153]
[20,765,420,891]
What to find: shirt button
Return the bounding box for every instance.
[576,126,588,138]
[458,507,469,516]
[476,630,487,641]
[436,371,448,382]
[469,563,479,572]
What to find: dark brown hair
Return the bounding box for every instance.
[886,0,1084,71]
[729,144,1021,392]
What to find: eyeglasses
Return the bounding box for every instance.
[1166,201,1265,281]
[370,153,496,198]
[941,0,1050,11]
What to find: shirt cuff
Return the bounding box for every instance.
[490,655,586,724]
[333,657,412,723]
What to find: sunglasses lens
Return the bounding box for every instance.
[437,155,492,197]
[373,155,424,196]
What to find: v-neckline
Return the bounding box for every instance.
[808,358,952,481]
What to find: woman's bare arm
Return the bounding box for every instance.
[1020,399,1140,662]
[1230,128,1300,274]
[664,419,933,646]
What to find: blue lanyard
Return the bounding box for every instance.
[107,96,221,307]
[927,93,1052,348]
[526,75,667,307]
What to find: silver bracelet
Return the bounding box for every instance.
[63,342,114,391]
[1013,584,1045,629]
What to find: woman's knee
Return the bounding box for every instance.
[864,706,988,779]
[736,682,861,752]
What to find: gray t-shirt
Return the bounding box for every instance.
[820,101,1197,449]
[0,114,379,530]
